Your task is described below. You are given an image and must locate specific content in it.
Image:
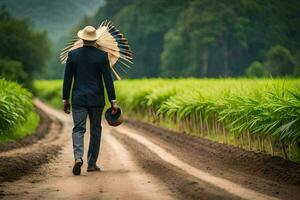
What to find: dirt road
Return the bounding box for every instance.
[0,100,299,200]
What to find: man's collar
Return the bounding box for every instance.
[83,44,96,47]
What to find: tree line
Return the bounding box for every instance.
[0,7,50,88]
[80,0,300,78]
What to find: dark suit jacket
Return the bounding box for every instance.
[62,45,116,107]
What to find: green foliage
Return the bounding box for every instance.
[0,59,27,82]
[294,51,300,76]
[78,0,300,78]
[33,80,62,109]
[245,61,268,77]
[79,0,188,78]
[0,1,104,79]
[33,78,300,161]
[113,78,300,161]
[2,0,300,78]
[0,8,51,87]
[160,29,192,77]
[0,111,39,141]
[265,45,295,76]
[294,66,300,77]
[162,0,250,77]
[0,79,37,137]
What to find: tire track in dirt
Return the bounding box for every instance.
[1,100,297,200]
[113,125,280,200]
[0,100,65,182]
[0,100,174,200]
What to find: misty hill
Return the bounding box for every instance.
[0,0,104,41]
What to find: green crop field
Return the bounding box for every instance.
[0,79,39,141]
[34,78,300,162]
[34,80,63,109]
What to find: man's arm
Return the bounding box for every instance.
[102,54,118,114]
[62,53,74,114]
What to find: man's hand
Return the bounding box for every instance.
[111,101,118,115]
[63,100,71,114]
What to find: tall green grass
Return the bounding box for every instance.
[115,78,300,161]
[34,80,62,109]
[0,79,39,140]
[34,78,300,162]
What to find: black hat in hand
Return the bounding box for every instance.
[105,107,124,126]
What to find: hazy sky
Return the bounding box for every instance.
[0,0,105,42]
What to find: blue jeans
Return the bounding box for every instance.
[71,106,104,167]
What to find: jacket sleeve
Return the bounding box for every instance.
[62,53,74,100]
[101,54,116,101]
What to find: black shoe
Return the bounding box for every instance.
[73,158,83,175]
[87,165,101,172]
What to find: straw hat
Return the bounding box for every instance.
[77,26,100,41]
[61,20,133,80]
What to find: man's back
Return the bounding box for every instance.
[62,25,119,176]
[62,45,116,107]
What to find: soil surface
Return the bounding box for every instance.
[0,99,299,200]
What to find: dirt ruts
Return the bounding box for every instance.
[1,100,299,200]
[0,100,174,200]
[0,107,63,182]
[112,131,242,200]
[122,119,300,200]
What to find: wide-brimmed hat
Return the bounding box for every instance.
[105,107,124,126]
[77,26,100,41]
[61,20,133,80]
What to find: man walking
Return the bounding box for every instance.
[62,26,118,175]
